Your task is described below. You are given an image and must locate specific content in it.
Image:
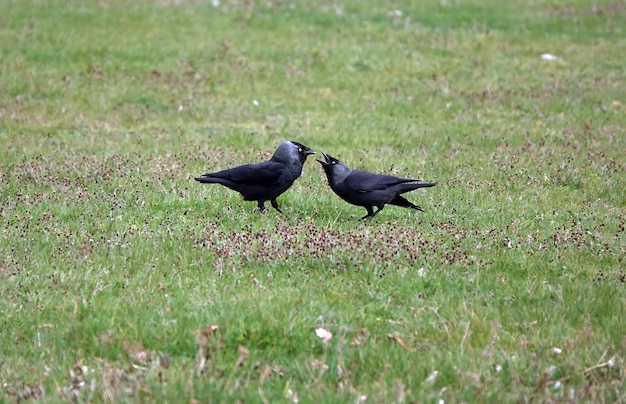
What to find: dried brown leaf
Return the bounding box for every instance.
[387,333,414,351]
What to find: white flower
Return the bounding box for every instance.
[541,53,558,61]
[315,328,332,344]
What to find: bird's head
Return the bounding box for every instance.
[273,141,315,164]
[316,151,336,167]
[316,151,351,181]
[290,141,316,159]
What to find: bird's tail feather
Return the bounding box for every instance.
[195,175,225,184]
[398,182,437,194]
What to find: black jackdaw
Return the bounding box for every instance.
[195,141,315,213]
[317,151,436,220]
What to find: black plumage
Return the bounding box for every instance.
[317,151,436,220]
[195,141,315,213]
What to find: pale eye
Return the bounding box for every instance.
[298,148,302,152]
[331,161,336,165]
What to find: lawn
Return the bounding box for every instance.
[1,0,625,402]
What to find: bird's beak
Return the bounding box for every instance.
[304,147,316,156]
[316,151,331,166]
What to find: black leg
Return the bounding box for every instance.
[270,199,283,214]
[361,205,384,221]
[360,206,375,221]
[369,206,384,219]
[257,201,266,213]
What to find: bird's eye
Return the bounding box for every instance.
[298,147,302,152]
[331,161,336,165]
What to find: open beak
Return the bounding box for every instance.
[316,151,330,165]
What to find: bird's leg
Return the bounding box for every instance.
[360,206,376,221]
[257,201,266,213]
[270,199,283,214]
[361,206,384,221]
[369,206,384,219]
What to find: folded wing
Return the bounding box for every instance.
[196,161,285,186]
[344,170,417,193]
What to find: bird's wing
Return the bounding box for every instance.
[203,161,285,185]
[344,170,416,193]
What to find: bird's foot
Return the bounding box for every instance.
[270,199,283,214]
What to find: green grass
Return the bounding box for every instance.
[1,0,625,401]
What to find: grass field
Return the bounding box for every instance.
[1,0,625,401]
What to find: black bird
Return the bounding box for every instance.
[317,151,436,220]
[195,141,315,213]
